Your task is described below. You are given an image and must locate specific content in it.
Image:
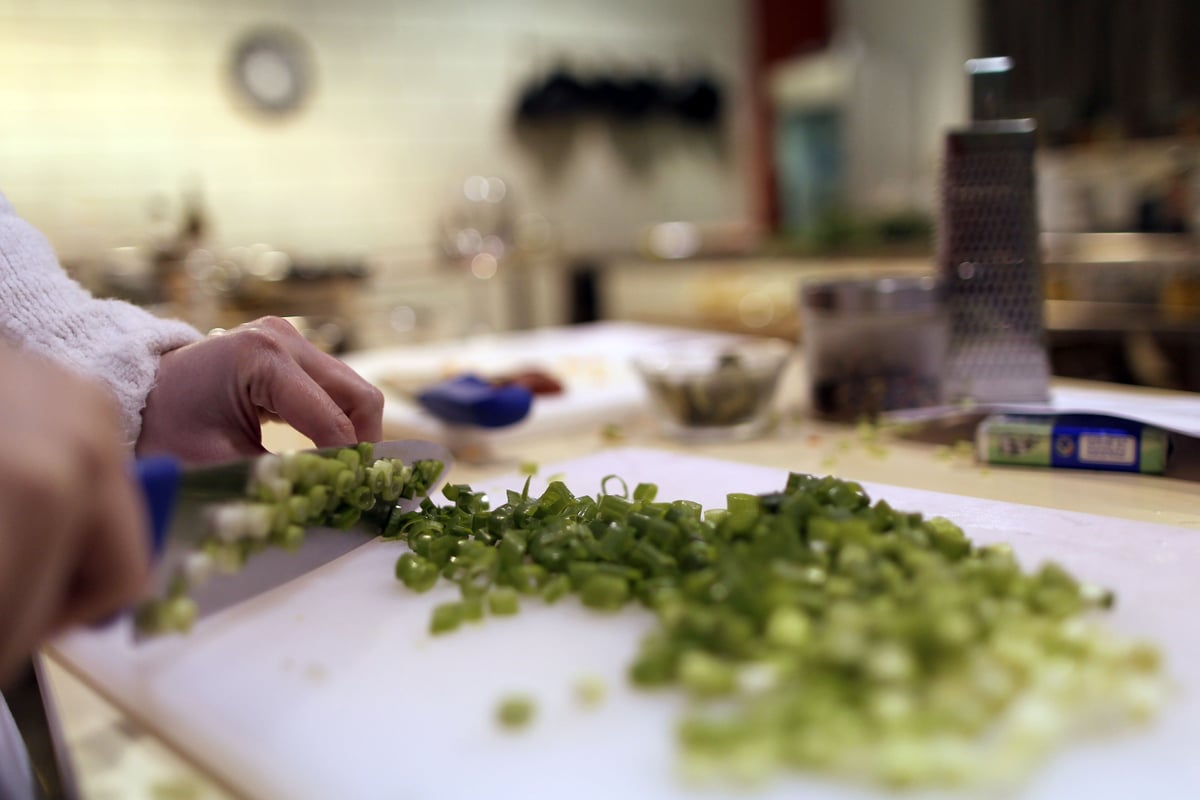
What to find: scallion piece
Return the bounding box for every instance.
[430,602,464,635]
[580,574,630,611]
[487,587,520,616]
[496,695,535,729]
[574,676,607,708]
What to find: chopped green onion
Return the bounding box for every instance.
[330,506,362,530]
[599,422,626,442]
[541,574,571,604]
[574,676,607,708]
[600,474,629,498]
[632,482,658,503]
[337,448,361,470]
[395,552,439,593]
[374,468,1164,790]
[496,695,535,729]
[430,602,464,635]
[461,596,484,622]
[487,587,520,616]
[580,574,630,611]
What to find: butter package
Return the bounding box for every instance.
[976,414,1169,474]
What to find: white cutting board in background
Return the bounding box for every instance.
[54,449,1200,800]
[342,322,773,450]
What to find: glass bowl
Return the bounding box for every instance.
[633,336,794,442]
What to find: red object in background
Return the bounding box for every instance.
[493,369,565,396]
[748,0,832,232]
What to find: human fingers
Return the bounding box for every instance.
[51,432,150,632]
[0,357,98,680]
[254,317,384,443]
[0,447,87,684]
[248,351,358,448]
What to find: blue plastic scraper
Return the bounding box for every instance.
[416,374,534,428]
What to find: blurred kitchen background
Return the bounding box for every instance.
[1,0,1199,390]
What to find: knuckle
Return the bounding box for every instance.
[362,383,385,411]
[258,316,299,337]
[239,326,287,359]
[335,418,358,442]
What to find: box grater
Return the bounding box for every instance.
[937,57,1050,404]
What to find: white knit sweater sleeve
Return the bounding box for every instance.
[0,192,202,445]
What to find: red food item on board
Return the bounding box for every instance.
[493,369,564,396]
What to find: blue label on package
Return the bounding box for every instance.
[979,413,1170,474]
[1050,415,1161,473]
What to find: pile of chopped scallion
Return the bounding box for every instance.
[387,471,1164,789]
[135,443,444,635]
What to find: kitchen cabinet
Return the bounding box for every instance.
[600,244,1200,392]
[1042,233,1200,390]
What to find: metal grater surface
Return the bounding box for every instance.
[938,118,1051,404]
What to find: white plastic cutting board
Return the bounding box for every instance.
[54,449,1200,800]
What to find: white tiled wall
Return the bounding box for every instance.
[0,0,751,264]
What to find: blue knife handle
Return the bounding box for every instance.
[133,456,182,559]
[417,374,533,428]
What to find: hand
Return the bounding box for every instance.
[0,347,148,684]
[137,316,384,463]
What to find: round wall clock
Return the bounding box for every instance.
[229,27,314,117]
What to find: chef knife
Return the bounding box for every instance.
[131,439,452,641]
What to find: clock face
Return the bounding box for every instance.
[230,28,312,116]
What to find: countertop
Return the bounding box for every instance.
[40,375,1200,800]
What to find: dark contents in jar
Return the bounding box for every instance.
[813,367,940,421]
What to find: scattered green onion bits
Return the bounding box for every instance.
[135,443,443,635]
[497,695,536,729]
[388,472,1165,788]
[574,676,607,708]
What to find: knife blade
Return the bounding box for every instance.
[5,654,80,800]
[131,439,452,641]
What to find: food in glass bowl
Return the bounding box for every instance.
[633,337,793,441]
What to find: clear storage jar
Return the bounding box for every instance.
[800,276,947,421]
